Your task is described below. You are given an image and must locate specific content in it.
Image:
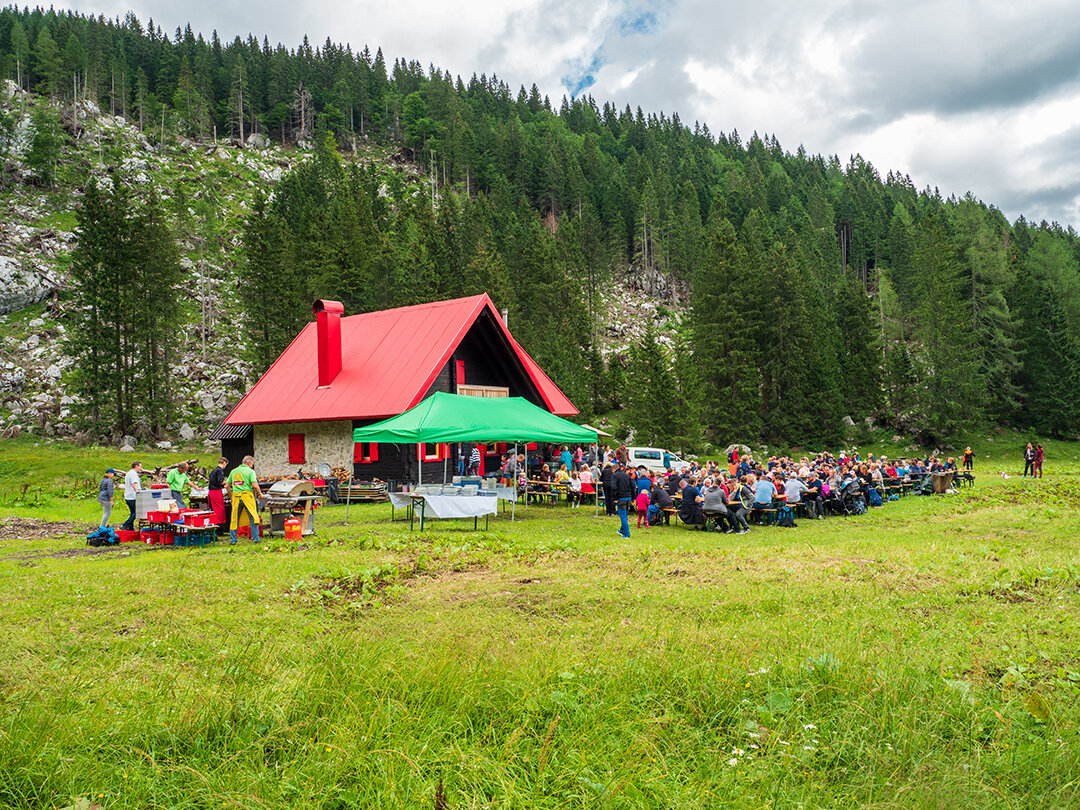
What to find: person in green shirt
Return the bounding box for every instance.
[166,462,189,507]
[226,454,263,545]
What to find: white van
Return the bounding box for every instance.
[627,447,685,474]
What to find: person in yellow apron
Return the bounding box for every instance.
[226,455,263,545]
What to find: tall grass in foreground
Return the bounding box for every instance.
[1,606,1077,809]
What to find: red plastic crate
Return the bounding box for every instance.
[237,525,250,538]
[184,514,212,527]
[140,529,161,545]
[116,529,140,543]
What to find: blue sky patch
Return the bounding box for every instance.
[620,11,657,35]
[563,53,606,98]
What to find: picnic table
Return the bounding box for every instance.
[525,479,567,504]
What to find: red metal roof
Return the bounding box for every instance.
[224,294,578,425]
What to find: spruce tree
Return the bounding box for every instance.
[626,326,677,447]
[909,207,982,441]
[692,211,761,443]
[241,193,301,373]
[26,107,62,187]
[68,177,184,436]
[33,27,63,97]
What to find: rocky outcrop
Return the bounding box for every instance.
[0,363,24,393]
[0,256,55,314]
[618,263,691,306]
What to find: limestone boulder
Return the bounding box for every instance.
[0,366,25,394]
[0,256,52,314]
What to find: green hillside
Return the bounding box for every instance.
[1,5,1079,452]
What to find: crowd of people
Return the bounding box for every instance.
[482,443,978,538]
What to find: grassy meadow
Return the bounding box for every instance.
[0,437,1078,808]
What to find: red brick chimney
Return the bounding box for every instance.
[313,300,344,387]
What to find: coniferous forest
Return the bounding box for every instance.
[6,5,1080,449]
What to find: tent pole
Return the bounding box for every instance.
[511,443,517,522]
[345,451,351,524]
[523,443,528,510]
[443,454,447,486]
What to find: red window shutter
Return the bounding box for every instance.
[288,434,306,464]
[456,360,465,384]
[354,443,380,463]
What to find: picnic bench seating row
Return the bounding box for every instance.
[389,471,976,529]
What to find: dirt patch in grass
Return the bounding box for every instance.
[988,587,1037,604]
[0,516,87,541]
[4,545,138,562]
[289,556,493,615]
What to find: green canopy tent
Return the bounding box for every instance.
[346,392,598,522]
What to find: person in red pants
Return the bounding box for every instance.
[207,456,229,532]
[636,487,651,528]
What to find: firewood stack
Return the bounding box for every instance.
[148,460,203,485]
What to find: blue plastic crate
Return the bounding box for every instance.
[173,528,216,547]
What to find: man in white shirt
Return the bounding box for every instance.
[121,461,143,530]
[784,471,809,506]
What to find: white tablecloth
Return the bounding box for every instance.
[389,492,418,510]
[390,489,515,508]
[388,492,498,519]
[421,494,498,519]
[491,486,517,503]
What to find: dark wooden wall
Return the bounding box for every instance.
[222,435,254,475]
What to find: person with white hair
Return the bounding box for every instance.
[784,471,808,507]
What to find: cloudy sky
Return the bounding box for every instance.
[61,0,1080,227]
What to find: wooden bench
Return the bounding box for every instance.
[661,507,679,526]
[751,506,777,525]
[527,489,557,506]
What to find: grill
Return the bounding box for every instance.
[264,480,320,536]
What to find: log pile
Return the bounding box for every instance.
[147,459,203,484]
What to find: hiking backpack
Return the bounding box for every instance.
[86,527,119,547]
